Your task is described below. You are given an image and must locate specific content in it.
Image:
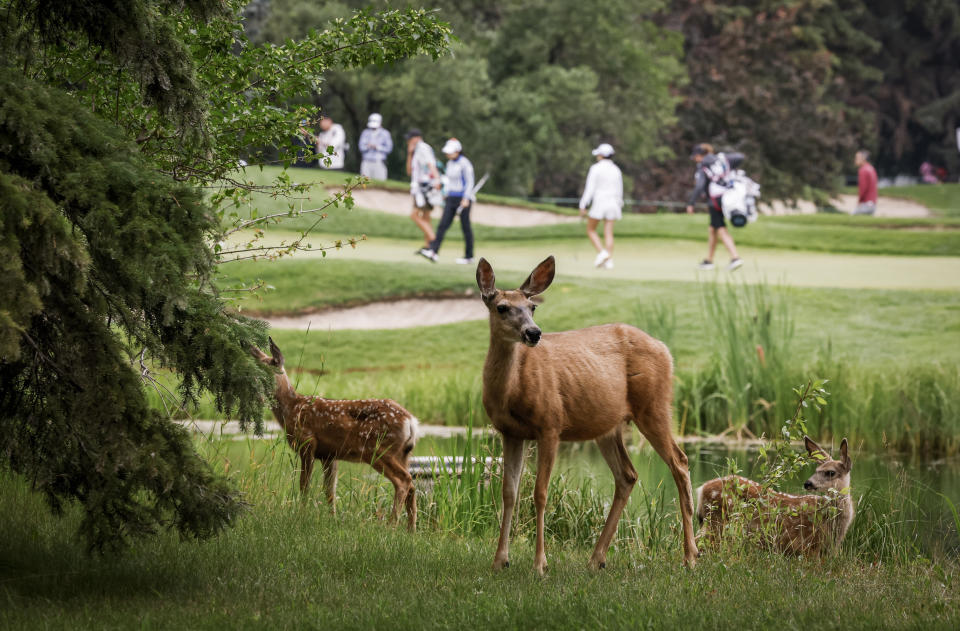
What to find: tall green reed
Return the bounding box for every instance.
[672,280,960,454]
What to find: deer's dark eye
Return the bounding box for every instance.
[825,470,836,478]
[530,304,537,312]
[496,304,509,314]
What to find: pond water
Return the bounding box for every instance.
[414,431,960,559]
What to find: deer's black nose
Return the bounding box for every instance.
[523,328,541,345]
[803,480,815,490]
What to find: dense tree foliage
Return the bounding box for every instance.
[257,0,960,202]
[646,0,875,202]
[655,0,960,199]
[844,0,960,177]
[254,0,684,198]
[0,0,448,550]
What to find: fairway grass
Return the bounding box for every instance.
[219,259,960,371]
[204,255,960,452]
[2,459,958,630]
[223,230,960,290]
[223,166,960,257]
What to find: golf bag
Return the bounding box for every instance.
[702,152,759,228]
[719,170,760,228]
[414,180,444,209]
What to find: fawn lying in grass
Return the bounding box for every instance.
[696,436,854,556]
[251,338,419,530]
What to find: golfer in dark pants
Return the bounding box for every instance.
[686,143,744,271]
[418,138,475,264]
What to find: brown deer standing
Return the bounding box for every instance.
[251,338,419,530]
[476,256,698,574]
[696,436,854,556]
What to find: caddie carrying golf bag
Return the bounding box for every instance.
[703,152,760,228]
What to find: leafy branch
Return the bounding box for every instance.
[755,379,831,488]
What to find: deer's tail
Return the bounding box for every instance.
[404,416,420,455]
[695,482,706,525]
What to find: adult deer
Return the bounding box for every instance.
[251,338,419,530]
[476,256,698,574]
[696,436,854,556]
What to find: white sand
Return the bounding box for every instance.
[763,194,931,218]
[263,297,488,331]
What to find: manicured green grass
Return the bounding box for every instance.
[1,445,957,630]
[181,258,960,452]
[222,259,960,370]
[220,258,477,315]
[225,231,960,291]
[226,166,960,256]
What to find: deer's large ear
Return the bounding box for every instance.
[268,336,285,368]
[804,435,829,462]
[476,258,497,303]
[839,438,851,472]
[519,256,555,298]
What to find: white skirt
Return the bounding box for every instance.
[588,202,622,221]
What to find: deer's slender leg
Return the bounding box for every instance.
[533,432,559,576]
[401,450,417,532]
[298,448,315,496]
[492,435,524,570]
[387,457,416,532]
[589,429,639,570]
[637,409,699,567]
[320,457,338,512]
[404,474,417,532]
[374,457,414,529]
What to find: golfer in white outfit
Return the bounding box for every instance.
[578,143,624,269]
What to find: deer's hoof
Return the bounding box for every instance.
[492,559,510,571]
[599,562,606,570]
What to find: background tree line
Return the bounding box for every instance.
[249,0,960,203]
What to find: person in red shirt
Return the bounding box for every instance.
[854,149,878,215]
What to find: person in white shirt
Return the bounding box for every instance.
[314,115,346,170]
[405,128,441,248]
[579,143,624,269]
[418,138,475,264]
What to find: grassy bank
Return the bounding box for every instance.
[1,433,957,630]
[222,166,960,256]
[173,259,960,452]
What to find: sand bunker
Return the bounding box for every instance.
[341,188,578,227]
[764,194,931,218]
[264,297,487,331]
[350,187,931,221]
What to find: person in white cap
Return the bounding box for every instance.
[579,143,623,269]
[418,138,476,264]
[358,113,393,180]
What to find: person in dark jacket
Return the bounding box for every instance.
[685,143,744,271]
